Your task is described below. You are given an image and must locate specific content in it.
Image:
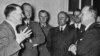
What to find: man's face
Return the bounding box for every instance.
[39,12,48,24]
[73,11,81,23]
[23,5,32,19]
[11,7,24,25]
[58,13,67,26]
[80,6,92,25]
[74,11,81,17]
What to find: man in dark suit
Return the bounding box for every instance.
[70,9,85,41]
[47,11,76,56]
[70,6,100,56]
[77,5,100,56]
[0,4,32,56]
[38,10,52,56]
[70,9,81,29]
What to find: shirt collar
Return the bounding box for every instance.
[85,23,93,31]
[75,23,81,29]
[41,23,46,27]
[60,24,67,30]
[24,20,30,25]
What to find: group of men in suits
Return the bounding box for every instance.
[17,3,51,56]
[0,3,52,56]
[47,5,100,56]
[0,2,100,56]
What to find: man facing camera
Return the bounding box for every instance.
[47,11,76,56]
[0,4,32,56]
[38,10,52,56]
[17,3,38,56]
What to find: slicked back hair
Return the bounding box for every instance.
[4,4,21,17]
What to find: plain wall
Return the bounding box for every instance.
[0,0,69,27]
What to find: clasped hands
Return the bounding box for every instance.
[68,44,77,55]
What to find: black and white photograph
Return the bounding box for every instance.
[0,0,100,56]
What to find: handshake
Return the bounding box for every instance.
[16,27,32,44]
[68,44,77,55]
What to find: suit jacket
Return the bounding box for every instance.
[17,21,45,56]
[47,24,76,56]
[39,24,52,56]
[70,24,85,40]
[77,23,100,56]
[0,21,21,56]
[30,22,45,45]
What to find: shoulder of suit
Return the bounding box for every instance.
[0,22,9,32]
[30,21,39,25]
[49,27,57,31]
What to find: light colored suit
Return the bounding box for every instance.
[0,21,21,56]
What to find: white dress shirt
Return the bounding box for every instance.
[75,23,81,29]
[59,24,66,31]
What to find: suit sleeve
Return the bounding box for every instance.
[0,28,21,56]
[77,30,100,55]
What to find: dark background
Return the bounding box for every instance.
[93,0,100,16]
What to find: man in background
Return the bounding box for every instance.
[38,10,52,56]
[47,11,76,56]
[17,3,38,56]
[70,9,85,41]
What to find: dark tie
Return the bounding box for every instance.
[80,25,86,33]
[26,23,29,26]
[60,27,63,32]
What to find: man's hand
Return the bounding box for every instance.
[16,27,32,44]
[68,44,77,55]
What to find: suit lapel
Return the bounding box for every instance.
[85,23,97,32]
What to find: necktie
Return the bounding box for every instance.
[77,24,79,29]
[60,27,63,32]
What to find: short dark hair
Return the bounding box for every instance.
[73,9,81,15]
[58,11,69,18]
[74,9,81,12]
[39,10,48,17]
[38,10,50,24]
[4,4,20,17]
[21,2,32,11]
